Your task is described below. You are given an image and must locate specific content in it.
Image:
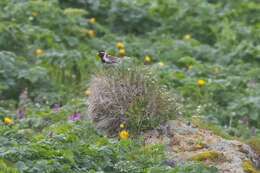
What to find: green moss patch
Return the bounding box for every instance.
[241,160,260,173]
[189,150,225,162]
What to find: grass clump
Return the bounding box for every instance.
[87,64,180,136]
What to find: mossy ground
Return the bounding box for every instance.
[189,150,226,162]
[241,160,260,173]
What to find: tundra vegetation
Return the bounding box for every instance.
[0,0,259,172]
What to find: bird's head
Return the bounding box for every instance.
[98,50,106,58]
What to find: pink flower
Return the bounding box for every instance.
[250,79,256,87]
[48,132,53,138]
[52,104,60,111]
[17,108,24,119]
[251,126,256,135]
[34,96,40,103]
[68,110,80,121]
[242,116,248,125]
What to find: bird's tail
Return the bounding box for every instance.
[122,56,130,60]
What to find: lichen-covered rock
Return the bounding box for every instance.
[144,119,259,173]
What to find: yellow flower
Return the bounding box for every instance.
[120,124,124,128]
[159,62,164,67]
[85,90,91,96]
[90,17,96,23]
[32,12,38,17]
[35,49,42,55]
[188,65,193,70]
[184,34,191,39]
[88,30,94,37]
[117,42,124,48]
[214,67,219,72]
[120,130,128,138]
[4,117,12,124]
[145,56,151,62]
[195,143,202,149]
[119,49,125,54]
[198,79,205,86]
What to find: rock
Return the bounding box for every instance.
[166,120,196,135]
[162,160,176,168]
[144,119,260,173]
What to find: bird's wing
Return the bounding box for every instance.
[108,55,121,63]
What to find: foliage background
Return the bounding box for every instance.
[0,0,259,172]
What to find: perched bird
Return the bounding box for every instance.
[98,50,130,65]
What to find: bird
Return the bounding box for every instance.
[98,50,130,65]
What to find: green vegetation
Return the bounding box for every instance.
[0,0,259,172]
[0,103,217,172]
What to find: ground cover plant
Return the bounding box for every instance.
[0,0,259,172]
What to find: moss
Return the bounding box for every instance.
[241,160,260,173]
[245,137,260,154]
[189,150,224,161]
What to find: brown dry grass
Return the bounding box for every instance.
[87,64,180,136]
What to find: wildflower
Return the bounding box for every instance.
[242,116,248,125]
[195,143,202,149]
[32,12,38,17]
[145,56,151,62]
[198,79,205,86]
[214,67,219,72]
[36,49,42,55]
[52,104,60,111]
[48,132,53,138]
[34,96,40,103]
[4,117,12,124]
[17,108,24,119]
[19,91,26,101]
[88,30,94,37]
[90,17,95,23]
[43,121,48,127]
[250,126,256,135]
[19,89,28,104]
[29,16,34,21]
[68,110,80,122]
[250,79,256,87]
[159,62,164,67]
[184,34,191,39]
[120,124,124,128]
[117,42,124,48]
[188,65,192,70]
[119,49,125,54]
[85,89,91,96]
[120,130,128,139]
[196,105,201,114]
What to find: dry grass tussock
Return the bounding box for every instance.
[88,64,180,136]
